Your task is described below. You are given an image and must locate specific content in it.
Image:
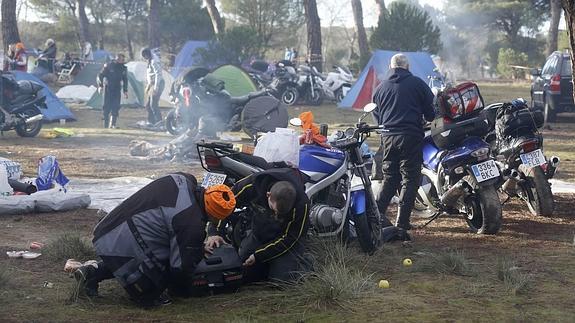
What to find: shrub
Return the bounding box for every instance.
[43,233,96,262]
[497,258,532,295]
[497,48,528,79]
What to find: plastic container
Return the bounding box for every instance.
[0,165,14,197]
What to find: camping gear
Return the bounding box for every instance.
[431,82,490,150]
[171,40,209,77]
[36,155,69,191]
[0,188,91,215]
[339,50,440,110]
[8,179,37,195]
[0,157,22,180]
[12,71,75,122]
[241,96,289,137]
[190,245,243,294]
[253,128,300,167]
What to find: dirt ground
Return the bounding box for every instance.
[1,90,575,321]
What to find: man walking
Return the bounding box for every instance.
[141,48,164,126]
[372,53,435,231]
[97,54,128,128]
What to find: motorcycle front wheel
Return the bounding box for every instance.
[464,180,502,234]
[353,202,379,254]
[15,106,43,137]
[518,165,554,216]
[165,110,186,136]
[307,87,323,106]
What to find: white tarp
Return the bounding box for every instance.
[0,188,91,215]
[68,177,152,213]
[56,85,97,102]
[550,179,575,194]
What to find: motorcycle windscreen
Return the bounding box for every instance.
[241,96,289,136]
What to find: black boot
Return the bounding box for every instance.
[74,265,100,297]
[103,115,110,129]
[110,116,118,129]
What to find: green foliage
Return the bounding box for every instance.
[497,258,533,295]
[194,26,263,66]
[220,0,303,51]
[370,1,442,54]
[160,0,215,55]
[497,48,528,78]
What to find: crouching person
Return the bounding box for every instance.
[206,168,311,282]
[74,173,235,307]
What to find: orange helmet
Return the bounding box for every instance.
[204,184,236,220]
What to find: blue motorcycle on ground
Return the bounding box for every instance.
[415,82,503,234]
[196,104,386,253]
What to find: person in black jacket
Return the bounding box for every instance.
[206,168,311,282]
[73,174,236,307]
[372,53,435,231]
[97,54,128,128]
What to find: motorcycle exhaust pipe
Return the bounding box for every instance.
[24,114,43,124]
[440,179,469,206]
[546,156,560,179]
[501,169,520,195]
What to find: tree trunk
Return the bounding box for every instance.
[352,0,370,68]
[375,0,386,16]
[148,0,161,49]
[77,0,91,49]
[1,0,21,51]
[548,0,561,56]
[304,0,322,72]
[124,16,134,59]
[204,0,224,35]
[562,0,575,104]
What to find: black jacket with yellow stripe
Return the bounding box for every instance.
[212,168,310,263]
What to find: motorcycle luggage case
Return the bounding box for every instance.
[190,245,243,295]
[431,114,490,150]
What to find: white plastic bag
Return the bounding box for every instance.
[253,128,300,166]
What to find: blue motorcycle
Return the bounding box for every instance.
[415,124,504,234]
[196,104,386,253]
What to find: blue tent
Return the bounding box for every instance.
[171,40,209,77]
[338,50,439,110]
[12,71,75,121]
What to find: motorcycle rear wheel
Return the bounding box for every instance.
[281,87,299,106]
[464,182,502,234]
[15,107,43,137]
[518,165,554,216]
[307,87,323,106]
[165,110,187,136]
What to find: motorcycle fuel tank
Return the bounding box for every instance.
[299,145,345,183]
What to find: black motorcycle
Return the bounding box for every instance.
[483,98,559,216]
[296,63,323,106]
[0,72,47,137]
[268,61,300,106]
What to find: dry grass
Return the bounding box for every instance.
[0,265,10,290]
[43,232,97,262]
[417,248,475,276]
[496,258,533,295]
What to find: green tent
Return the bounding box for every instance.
[86,71,144,109]
[211,65,258,97]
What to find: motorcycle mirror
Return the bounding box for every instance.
[363,103,377,113]
[289,117,302,127]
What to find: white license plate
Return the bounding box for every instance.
[201,172,227,188]
[520,149,546,168]
[471,160,500,183]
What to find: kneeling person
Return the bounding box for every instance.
[74,174,235,307]
[207,168,310,282]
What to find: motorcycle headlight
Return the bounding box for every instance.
[471,147,490,158]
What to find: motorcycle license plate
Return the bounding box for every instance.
[520,149,546,168]
[201,172,227,188]
[471,160,500,183]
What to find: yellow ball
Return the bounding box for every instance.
[378,279,390,289]
[403,258,413,267]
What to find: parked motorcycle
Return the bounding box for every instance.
[415,82,504,234]
[0,72,47,137]
[268,61,300,106]
[196,104,386,253]
[483,98,559,216]
[316,65,353,103]
[295,64,323,106]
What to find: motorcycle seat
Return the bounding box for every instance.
[230,89,268,105]
[16,80,43,95]
[236,153,271,170]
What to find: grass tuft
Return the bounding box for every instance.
[0,265,11,289]
[418,248,474,276]
[287,238,375,310]
[43,232,97,262]
[496,258,533,295]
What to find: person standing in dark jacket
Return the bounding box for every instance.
[74,174,236,307]
[206,168,311,282]
[372,53,435,231]
[97,54,128,128]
